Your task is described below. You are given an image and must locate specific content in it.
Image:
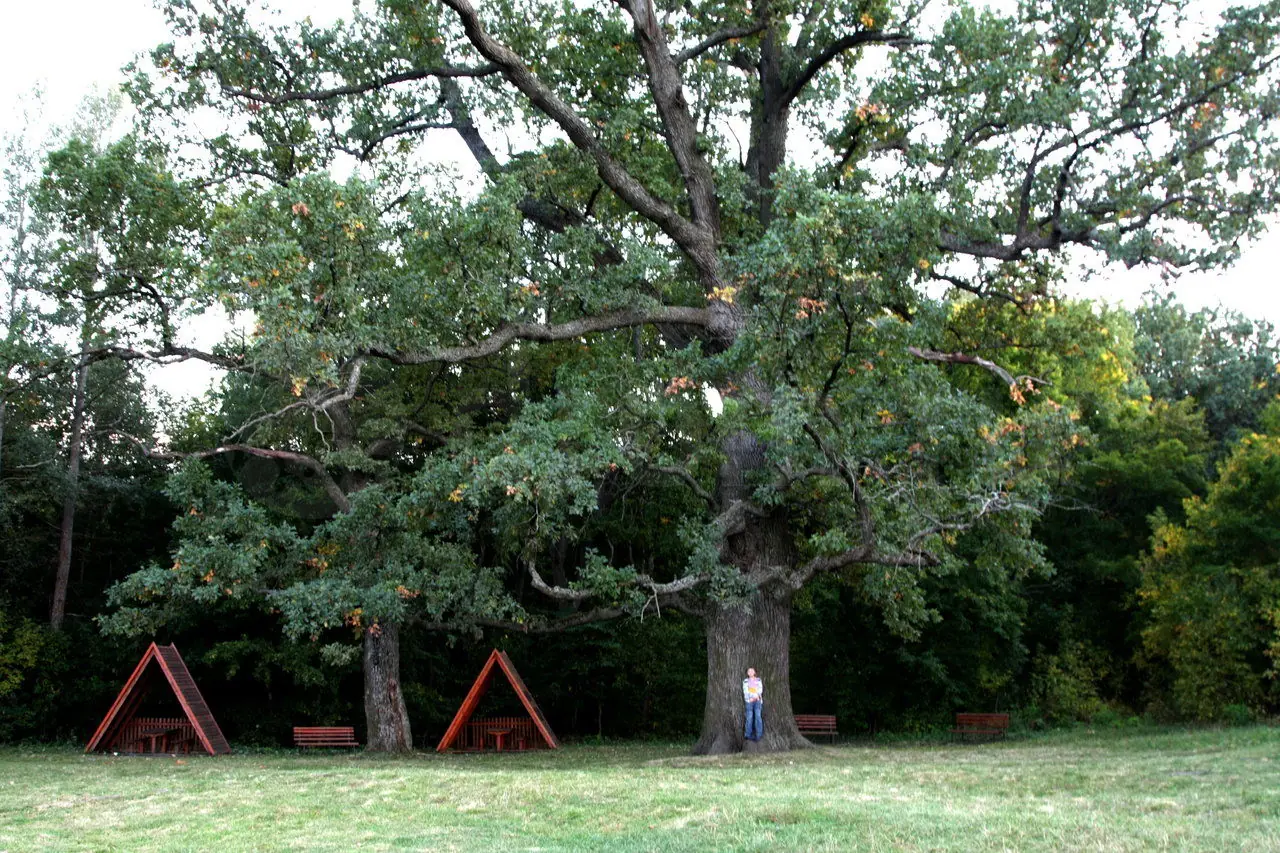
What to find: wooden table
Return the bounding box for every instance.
[486,728,514,751]
[138,726,180,753]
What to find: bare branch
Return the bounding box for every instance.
[782,31,920,107]
[525,554,704,613]
[650,463,715,506]
[526,558,594,601]
[634,570,705,596]
[907,346,1050,391]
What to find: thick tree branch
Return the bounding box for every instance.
[219,64,501,105]
[937,228,1095,262]
[122,438,351,514]
[81,342,248,373]
[526,559,594,601]
[364,305,708,364]
[469,607,628,633]
[623,0,721,239]
[782,30,919,107]
[790,545,938,589]
[437,79,627,265]
[439,0,720,284]
[929,270,1031,311]
[673,22,767,63]
[712,499,768,538]
[527,556,704,607]
[228,359,367,441]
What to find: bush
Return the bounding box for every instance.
[1028,641,1113,724]
[1222,703,1256,726]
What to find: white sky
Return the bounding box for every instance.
[3,0,1278,399]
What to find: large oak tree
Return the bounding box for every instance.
[111,0,1280,752]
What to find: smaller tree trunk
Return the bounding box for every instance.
[0,387,7,487]
[50,360,89,631]
[363,622,413,752]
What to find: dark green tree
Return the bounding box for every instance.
[1139,408,1280,720]
[1135,293,1280,448]
[30,131,205,629]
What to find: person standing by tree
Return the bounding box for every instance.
[743,668,764,742]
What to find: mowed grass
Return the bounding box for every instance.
[1,727,1277,852]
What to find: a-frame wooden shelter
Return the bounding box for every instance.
[436,649,559,752]
[86,642,231,756]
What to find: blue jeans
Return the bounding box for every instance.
[744,700,763,740]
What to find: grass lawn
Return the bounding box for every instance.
[0,726,1277,851]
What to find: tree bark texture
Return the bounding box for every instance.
[363,622,413,752]
[693,585,810,754]
[50,360,89,631]
[694,427,811,754]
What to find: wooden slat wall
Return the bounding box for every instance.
[108,717,197,753]
[155,644,232,755]
[495,652,559,749]
[436,649,561,751]
[458,716,544,750]
[87,643,231,756]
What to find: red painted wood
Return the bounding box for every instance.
[85,643,231,756]
[294,726,358,747]
[494,651,559,749]
[86,642,160,753]
[436,651,500,752]
[950,713,1010,739]
[436,649,560,752]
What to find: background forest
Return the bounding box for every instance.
[2,0,1280,751]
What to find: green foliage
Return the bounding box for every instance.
[1134,294,1280,447]
[0,611,43,699]
[1139,429,1280,720]
[103,458,512,645]
[1028,639,1111,725]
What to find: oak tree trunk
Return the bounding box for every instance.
[363,622,413,752]
[694,429,810,754]
[693,584,810,754]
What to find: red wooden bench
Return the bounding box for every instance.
[950,713,1009,741]
[794,714,838,742]
[293,726,359,748]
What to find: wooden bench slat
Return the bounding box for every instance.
[294,726,358,747]
[793,714,838,740]
[951,713,1009,741]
